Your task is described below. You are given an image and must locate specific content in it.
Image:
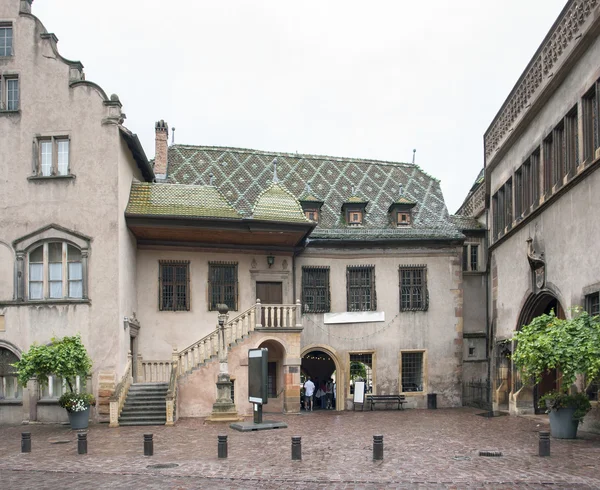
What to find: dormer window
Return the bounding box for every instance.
[342,188,368,228]
[388,190,416,228]
[299,182,324,224]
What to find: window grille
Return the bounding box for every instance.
[346,266,376,311]
[208,262,238,311]
[399,266,428,311]
[159,261,190,311]
[302,266,330,313]
[230,379,235,402]
[349,353,373,395]
[401,352,424,392]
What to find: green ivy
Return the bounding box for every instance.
[510,309,600,392]
[12,334,92,393]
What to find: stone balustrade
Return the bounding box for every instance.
[139,359,174,383]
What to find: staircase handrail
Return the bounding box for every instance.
[165,348,178,426]
[108,352,133,428]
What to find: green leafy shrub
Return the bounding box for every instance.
[12,334,92,393]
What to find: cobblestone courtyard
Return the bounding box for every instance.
[0,408,599,489]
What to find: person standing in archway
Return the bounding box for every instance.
[304,377,315,411]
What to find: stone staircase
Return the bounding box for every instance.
[118,382,169,426]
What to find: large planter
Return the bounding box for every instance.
[549,407,578,439]
[67,407,90,430]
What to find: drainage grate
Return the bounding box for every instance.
[479,450,503,457]
[147,463,179,469]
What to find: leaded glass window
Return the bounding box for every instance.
[159,261,190,311]
[346,266,376,312]
[302,266,330,313]
[208,262,237,311]
[399,265,428,311]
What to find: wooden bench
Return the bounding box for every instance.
[366,394,406,411]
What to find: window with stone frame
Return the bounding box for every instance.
[565,106,579,176]
[462,244,479,272]
[399,265,428,311]
[268,362,277,398]
[400,350,425,393]
[0,23,13,57]
[0,74,19,111]
[159,260,190,311]
[27,242,83,300]
[582,80,599,163]
[302,266,330,313]
[0,347,21,401]
[346,266,376,312]
[208,262,238,311]
[34,136,71,177]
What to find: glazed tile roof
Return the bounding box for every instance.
[450,214,483,231]
[252,183,311,223]
[126,182,241,219]
[162,145,463,241]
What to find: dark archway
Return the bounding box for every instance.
[301,349,336,410]
[515,290,565,414]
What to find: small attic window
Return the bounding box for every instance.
[348,209,363,225]
[305,209,319,222]
[397,211,412,226]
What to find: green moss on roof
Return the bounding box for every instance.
[253,183,310,223]
[394,196,417,205]
[126,182,241,219]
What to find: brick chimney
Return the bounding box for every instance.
[154,120,169,179]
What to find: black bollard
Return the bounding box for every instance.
[291,436,302,461]
[144,434,154,456]
[77,432,87,455]
[218,435,228,459]
[373,435,383,461]
[21,432,31,453]
[539,431,550,457]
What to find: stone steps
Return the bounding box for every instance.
[118,383,169,426]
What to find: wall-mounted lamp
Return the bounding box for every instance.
[267,255,275,268]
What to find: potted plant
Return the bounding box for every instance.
[510,308,600,439]
[13,334,95,429]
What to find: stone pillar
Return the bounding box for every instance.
[283,363,301,413]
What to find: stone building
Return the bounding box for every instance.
[480,0,600,419]
[0,0,466,426]
[0,0,154,424]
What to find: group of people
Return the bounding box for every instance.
[302,377,335,411]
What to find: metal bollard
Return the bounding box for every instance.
[373,435,383,461]
[78,432,87,455]
[21,432,31,453]
[539,431,550,457]
[291,436,302,461]
[144,434,154,456]
[218,435,228,459]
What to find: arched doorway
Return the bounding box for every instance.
[515,291,565,414]
[257,339,286,413]
[301,346,341,411]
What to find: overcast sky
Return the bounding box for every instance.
[33,0,567,213]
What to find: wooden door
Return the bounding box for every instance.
[257,282,282,326]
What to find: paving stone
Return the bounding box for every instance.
[0,408,599,489]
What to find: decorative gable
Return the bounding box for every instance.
[341,188,369,226]
[388,185,416,227]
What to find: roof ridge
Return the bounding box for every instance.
[169,144,418,170]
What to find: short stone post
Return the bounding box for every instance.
[21,432,31,453]
[295,299,303,328]
[373,435,383,461]
[78,432,87,455]
[144,434,154,456]
[291,436,302,460]
[539,431,550,457]
[218,435,228,459]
